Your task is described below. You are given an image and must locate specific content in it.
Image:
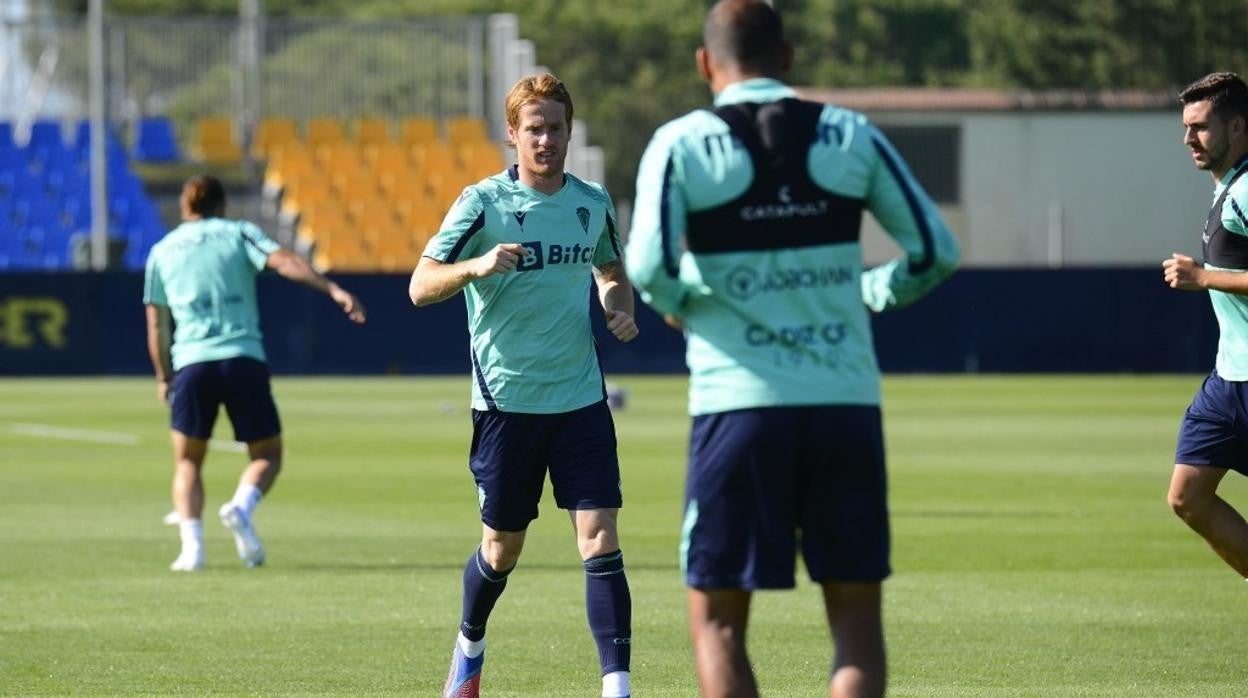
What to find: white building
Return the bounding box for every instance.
[798,87,1208,267]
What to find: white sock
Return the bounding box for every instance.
[602,670,630,697]
[231,483,263,517]
[457,631,485,659]
[178,519,203,552]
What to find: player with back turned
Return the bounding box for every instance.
[144,174,365,572]
[626,1,960,695]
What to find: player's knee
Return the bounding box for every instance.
[1167,483,1207,520]
[480,538,522,572]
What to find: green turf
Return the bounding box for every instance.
[2,375,1247,695]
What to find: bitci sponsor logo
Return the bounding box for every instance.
[515,241,596,272]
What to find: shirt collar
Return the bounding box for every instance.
[713,77,797,107]
[1221,153,1248,187]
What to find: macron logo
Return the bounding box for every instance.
[514,211,527,227]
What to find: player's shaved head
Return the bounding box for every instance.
[702,0,785,74]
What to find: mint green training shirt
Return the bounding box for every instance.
[143,218,280,371]
[422,166,623,414]
[1206,158,1248,381]
[627,78,960,415]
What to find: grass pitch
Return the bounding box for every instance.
[2,375,1247,696]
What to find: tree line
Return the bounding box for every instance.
[78,0,1248,200]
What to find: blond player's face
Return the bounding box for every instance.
[509,99,570,180]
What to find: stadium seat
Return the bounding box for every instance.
[279,174,333,220]
[334,172,381,202]
[131,117,182,162]
[412,140,457,167]
[458,142,506,180]
[379,167,427,199]
[316,143,364,174]
[27,120,65,150]
[372,222,422,273]
[312,226,374,272]
[295,199,348,246]
[251,117,300,160]
[399,117,438,147]
[307,117,346,149]
[354,117,391,149]
[423,167,473,207]
[0,121,13,149]
[263,146,315,196]
[190,117,242,165]
[447,116,490,144]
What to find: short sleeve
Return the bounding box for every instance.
[142,250,165,306]
[239,221,281,270]
[424,186,488,263]
[593,190,622,267]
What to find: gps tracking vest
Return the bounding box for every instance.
[686,98,864,253]
[1203,157,1248,269]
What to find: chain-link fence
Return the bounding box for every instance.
[2,12,487,151]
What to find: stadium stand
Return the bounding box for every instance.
[252,115,506,272]
[0,119,165,271]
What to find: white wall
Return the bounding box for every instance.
[860,110,1212,267]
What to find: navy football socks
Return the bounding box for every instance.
[459,546,513,642]
[584,550,632,674]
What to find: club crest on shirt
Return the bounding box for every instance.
[576,207,590,234]
[513,210,527,227]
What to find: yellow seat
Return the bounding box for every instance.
[334,173,381,202]
[402,201,446,248]
[412,141,457,171]
[297,202,349,247]
[251,117,300,160]
[317,143,364,173]
[190,116,242,164]
[307,117,346,149]
[263,146,315,192]
[424,168,473,206]
[314,230,373,272]
[354,117,391,149]
[400,117,439,147]
[280,174,333,219]
[374,225,423,273]
[381,168,431,199]
[458,142,506,180]
[367,143,411,180]
[345,194,391,226]
[446,116,490,144]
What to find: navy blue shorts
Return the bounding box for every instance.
[169,357,281,442]
[682,405,890,590]
[469,400,622,532]
[1176,372,1248,475]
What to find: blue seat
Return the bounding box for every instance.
[27,120,64,151]
[29,143,78,177]
[0,121,12,149]
[7,171,47,200]
[133,117,181,162]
